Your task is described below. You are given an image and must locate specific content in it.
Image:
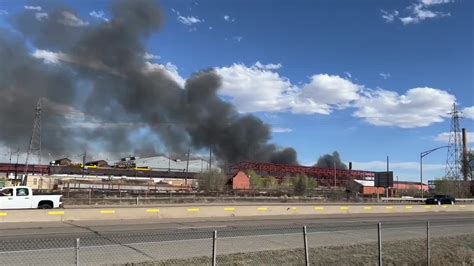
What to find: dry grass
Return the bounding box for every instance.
[128,234,474,266]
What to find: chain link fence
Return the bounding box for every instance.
[0,221,472,265]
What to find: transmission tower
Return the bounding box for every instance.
[445,103,462,181]
[23,99,42,180]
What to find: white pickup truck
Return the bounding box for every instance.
[0,186,63,209]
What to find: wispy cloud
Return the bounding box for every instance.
[381,10,399,23]
[24,5,42,11]
[177,15,202,25]
[58,11,89,27]
[272,127,293,133]
[89,10,109,22]
[379,72,391,79]
[232,36,243,42]
[223,15,235,22]
[381,0,453,25]
[144,52,160,61]
[0,10,8,15]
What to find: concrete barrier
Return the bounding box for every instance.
[0,204,472,223]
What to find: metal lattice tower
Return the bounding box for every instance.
[23,99,42,177]
[445,103,462,180]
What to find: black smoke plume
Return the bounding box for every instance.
[314,151,347,169]
[0,0,298,165]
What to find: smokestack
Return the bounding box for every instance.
[462,128,469,181]
[349,162,352,170]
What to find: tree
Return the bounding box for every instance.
[291,174,316,195]
[197,170,227,192]
[314,151,347,169]
[245,169,263,189]
[262,176,278,189]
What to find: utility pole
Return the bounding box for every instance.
[23,99,42,185]
[333,161,336,187]
[185,148,190,185]
[82,151,86,179]
[209,147,212,172]
[421,146,449,198]
[386,156,389,197]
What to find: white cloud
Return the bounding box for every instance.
[400,3,450,25]
[223,15,235,22]
[24,5,42,11]
[381,9,399,23]
[421,0,453,6]
[208,26,213,30]
[89,10,109,22]
[354,87,455,128]
[379,72,391,79]
[35,12,48,21]
[177,15,201,25]
[0,10,9,15]
[272,127,293,133]
[32,49,68,64]
[144,52,160,60]
[433,131,473,143]
[463,106,474,120]
[382,1,453,25]
[344,72,352,79]
[254,61,282,70]
[144,62,186,88]
[215,63,361,115]
[58,11,89,27]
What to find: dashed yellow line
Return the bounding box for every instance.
[48,211,64,216]
[100,210,115,214]
[187,208,200,212]
[340,206,349,211]
[459,205,466,208]
[314,207,324,211]
[424,206,432,209]
[363,206,372,210]
[442,206,448,209]
[405,206,413,209]
[257,207,268,211]
[0,212,7,217]
[224,207,235,212]
[146,209,160,213]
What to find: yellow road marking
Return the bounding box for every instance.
[460,205,466,208]
[442,206,448,209]
[146,209,160,213]
[0,212,7,217]
[363,206,372,210]
[385,206,394,209]
[48,211,64,216]
[187,208,200,212]
[100,210,115,214]
[405,206,413,209]
[340,206,349,211]
[257,207,268,211]
[224,207,235,212]
[424,206,431,209]
[291,207,297,210]
[314,207,324,211]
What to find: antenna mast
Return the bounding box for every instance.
[23,99,42,184]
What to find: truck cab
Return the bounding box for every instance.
[0,186,63,209]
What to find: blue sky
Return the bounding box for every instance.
[0,0,473,181]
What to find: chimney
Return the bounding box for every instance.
[349,162,352,170]
[462,128,469,181]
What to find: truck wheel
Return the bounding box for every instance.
[38,204,53,209]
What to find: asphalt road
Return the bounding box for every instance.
[0,212,472,265]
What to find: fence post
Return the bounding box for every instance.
[427,221,430,266]
[136,197,139,205]
[378,222,382,266]
[88,189,92,205]
[303,226,309,266]
[75,238,80,266]
[212,230,217,266]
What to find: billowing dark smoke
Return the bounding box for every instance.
[0,0,298,165]
[314,151,347,169]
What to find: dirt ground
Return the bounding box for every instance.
[129,234,474,266]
